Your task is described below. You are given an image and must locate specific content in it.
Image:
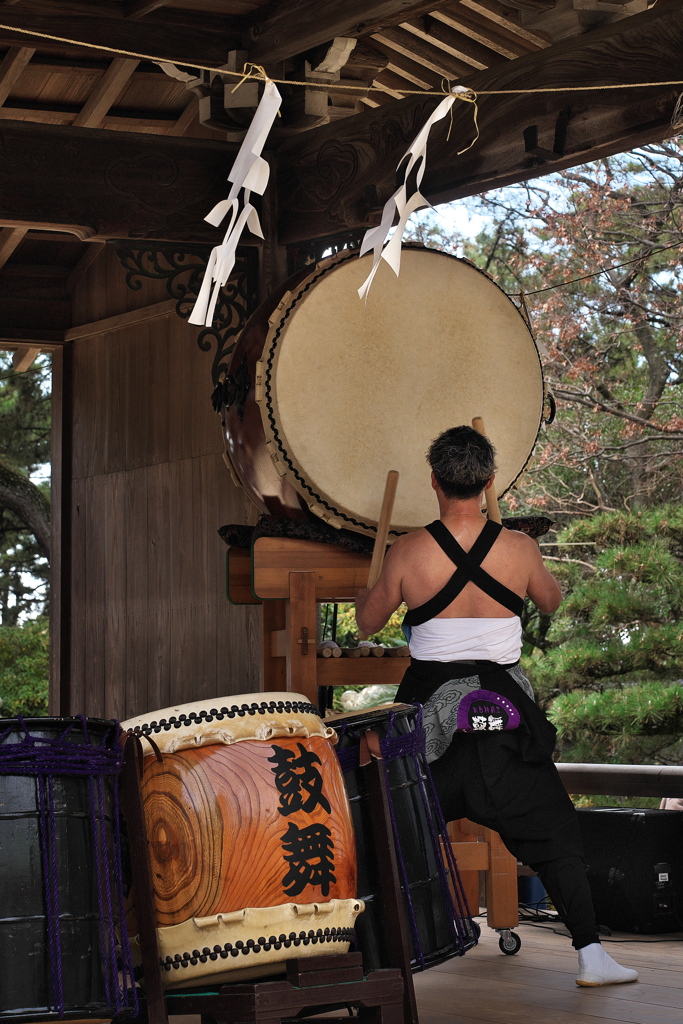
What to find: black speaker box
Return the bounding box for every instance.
[577,807,683,934]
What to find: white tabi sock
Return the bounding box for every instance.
[576,943,638,987]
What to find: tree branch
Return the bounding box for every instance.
[0,458,50,558]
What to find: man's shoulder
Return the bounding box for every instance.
[387,528,432,560]
[497,526,542,561]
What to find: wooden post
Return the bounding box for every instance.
[360,730,419,1024]
[262,598,288,690]
[471,417,502,524]
[483,826,520,930]
[286,571,318,703]
[447,820,483,915]
[119,734,168,1024]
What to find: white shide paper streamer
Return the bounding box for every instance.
[189,80,282,328]
[358,86,475,301]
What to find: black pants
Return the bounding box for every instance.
[430,731,600,950]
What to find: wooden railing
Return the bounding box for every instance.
[556,763,683,798]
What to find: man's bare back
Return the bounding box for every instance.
[356,507,561,636]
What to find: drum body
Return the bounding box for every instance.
[331,704,476,972]
[0,718,121,1023]
[122,693,361,989]
[224,247,544,539]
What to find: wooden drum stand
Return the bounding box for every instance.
[228,538,520,951]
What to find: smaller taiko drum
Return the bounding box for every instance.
[122,693,362,989]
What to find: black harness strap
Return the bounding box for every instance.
[404,519,525,626]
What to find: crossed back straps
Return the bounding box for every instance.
[403,519,525,627]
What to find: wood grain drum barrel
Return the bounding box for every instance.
[122,693,361,989]
[223,247,545,539]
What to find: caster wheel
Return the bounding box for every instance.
[499,931,521,955]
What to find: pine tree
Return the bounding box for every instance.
[523,507,683,764]
[0,352,51,717]
[0,351,51,625]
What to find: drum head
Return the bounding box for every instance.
[259,248,544,537]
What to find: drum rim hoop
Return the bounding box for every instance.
[327,702,416,728]
[259,247,544,536]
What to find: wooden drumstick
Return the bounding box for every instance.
[471,417,502,525]
[358,469,399,641]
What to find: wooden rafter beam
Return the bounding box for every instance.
[0,120,239,243]
[125,0,172,18]
[0,8,240,66]
[245,0,471,64]
[457,0,549,49]
[12,344,41,372]
[66,241,105,294]
[0,45,34,106]
[371,25,473,79]
[166,96,198,137]
[0,328,63,348]
[278,0,683,243]
[72,57,140,128]
[0,225,26,269]
[400,17,507,70]
[369,41,443,88]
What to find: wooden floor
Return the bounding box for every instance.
[168,919,682,1024]
[414,918,683,1024]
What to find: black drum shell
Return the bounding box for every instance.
[0,718,120,1023]
[332,705,474,972]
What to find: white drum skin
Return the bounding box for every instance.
[224,247,545,539]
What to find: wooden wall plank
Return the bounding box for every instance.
[66,249,261,720]
[125,321,151,471]
[69,476,88,715]
[105,328,129,475]
[71,333,106,479]
[85,474,106,717]
[146,461,171,713]
[168,312,197,464]
[125,466,149,717]
[71,246,169,327]
[191,453,217,704]
[103,470,127,721]
[168,456,194,708]
[146,315,172,467]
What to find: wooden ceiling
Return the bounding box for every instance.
[0,0,650,140]
[0,0,673,359]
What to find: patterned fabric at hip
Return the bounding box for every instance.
[422,663,534,763]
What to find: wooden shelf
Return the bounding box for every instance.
[317,656,406,686]
[253,537,371,600]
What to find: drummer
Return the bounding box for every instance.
[355,425,637,988]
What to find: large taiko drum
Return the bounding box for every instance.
[223,247,545,539]
[122,693,362,989]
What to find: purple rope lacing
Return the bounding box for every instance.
[336,707,476,970]
[0,717,138,1017]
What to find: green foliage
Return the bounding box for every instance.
[331,684,400,713]
[320,603,406,715]
[0,617,49,718]
[446,144,683,517]
[320,602,408,647]
[0,352,51,623]
[550,682,683,738]
[515,505,683,764]
[571,794,662,810]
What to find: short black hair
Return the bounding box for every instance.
[427,426,497,500]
